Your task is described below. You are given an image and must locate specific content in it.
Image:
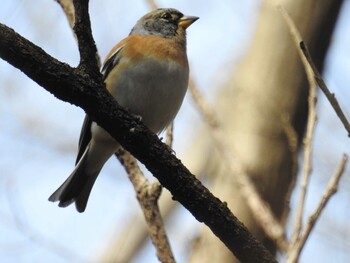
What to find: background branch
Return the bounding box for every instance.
[56,0,75,29]
[287,154,348,263]
[279,5,318,248]
[300,42,350,136]
[280,6,349,262]
[189,78,288,251]
[115,149,175,263]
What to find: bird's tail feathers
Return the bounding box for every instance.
[48,147,101,213]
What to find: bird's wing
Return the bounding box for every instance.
[100,45,125,79]
[75,45,125,165]
[75,115,92,165]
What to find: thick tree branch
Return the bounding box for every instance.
[0,23,276,263]
[73,0,101,75]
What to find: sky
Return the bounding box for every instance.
[0,0,350,262]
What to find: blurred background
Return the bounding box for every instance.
[1,0,350,262]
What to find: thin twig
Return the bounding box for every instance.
[300,42,350,137]
[301,154,348,248]
[165,122,174,147]
[116,149,176,263]
[281,115,299,224]
[56,0,75,29]
[100,189,178,263]
[282,115,298,157]
[146,0,158,10]
[189,77,288,252]
[279,5,318,247]
[189,78,219,129]
[292,61,317,248]
[287,154,348,263]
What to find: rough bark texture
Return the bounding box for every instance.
[189,0,343,262]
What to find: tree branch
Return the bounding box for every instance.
[116,149,175,263]
[73,0,101,74]
[56,0,75,30]
[287,154,348,263]
[300,41,350,137]
[0,23,276,263]
[279,5,318,248]
[189,78,288,251]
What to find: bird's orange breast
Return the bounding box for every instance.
[104,35,188,69]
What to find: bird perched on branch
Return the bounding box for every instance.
[49,8,198,212]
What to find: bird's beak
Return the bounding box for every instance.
[178,16,199,29]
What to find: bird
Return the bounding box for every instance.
[48,8,198,212]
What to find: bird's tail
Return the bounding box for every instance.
[48,147,101,213]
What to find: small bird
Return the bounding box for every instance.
[49,8,198,212]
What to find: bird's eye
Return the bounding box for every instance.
[161,12,172,21]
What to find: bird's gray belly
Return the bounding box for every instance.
[112,59,189,133]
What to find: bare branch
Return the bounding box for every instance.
[146,0,158,10]
[72,0,101,75]
[116,149,175,263]
[281,115,299,225]
[280,10,349,262]
[165,122,174,148]
[189,78,288,252]
[189,78,219,129]
[287,154,348,263]
[100,190,178,262]
[279,5,318,247]
[300,42,350,136]
[302,154,348,247]
[56,0,75,29]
